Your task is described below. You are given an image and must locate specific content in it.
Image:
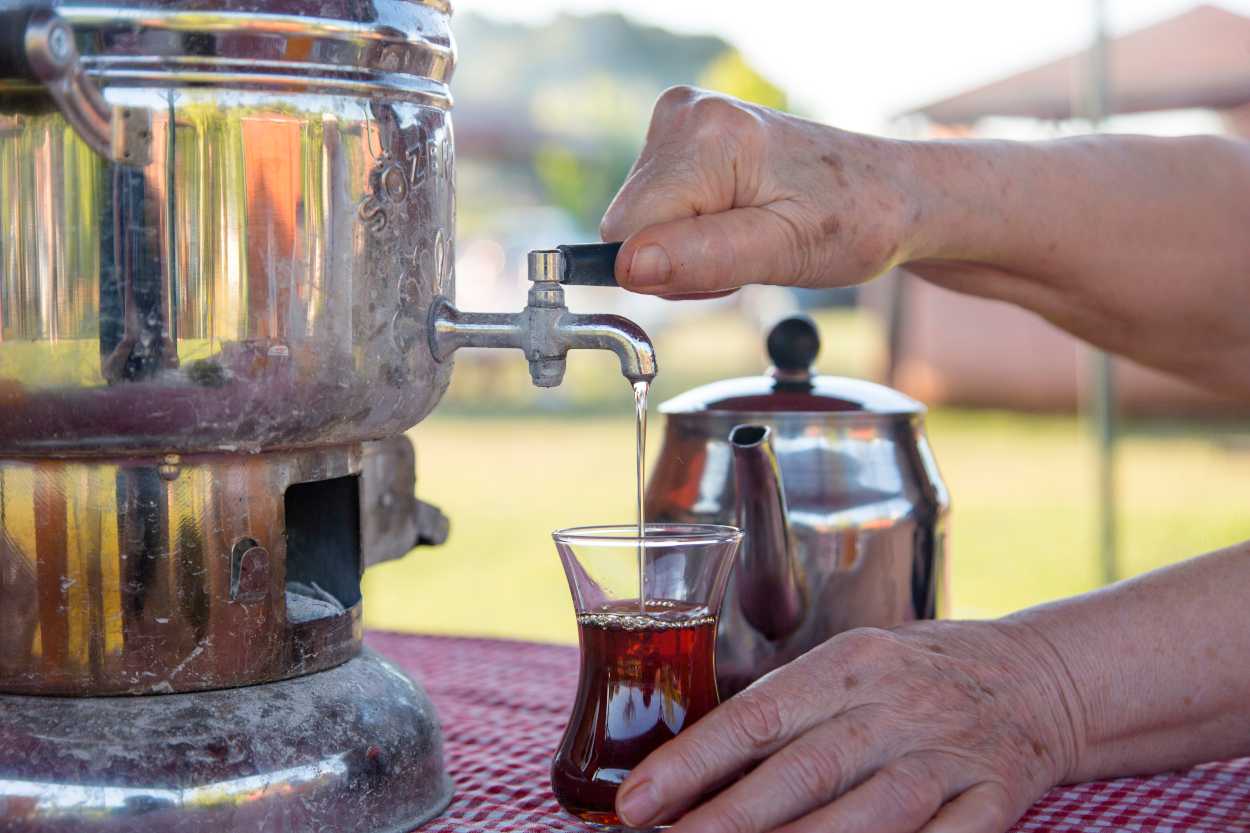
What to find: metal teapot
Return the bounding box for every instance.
[646,316,949,695]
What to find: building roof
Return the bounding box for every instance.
[904,4,1250,123]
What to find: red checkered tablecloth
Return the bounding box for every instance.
[365,632,1250,833]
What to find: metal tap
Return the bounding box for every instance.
[428,243,657,387]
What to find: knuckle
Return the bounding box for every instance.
[656,84,699,111]
[690,96,759,143]
[705,799,758,833]
[977,781,1015,823]
[669,736,718,783]
[690,92,735,121]
[763,210,819,285]
[656,87,758,144]
[599,202,628,240]
[783,742,848,800]
[697,224,739,285]
[834,627,896,661]
[728,690,787,751]
[881,757,944,811]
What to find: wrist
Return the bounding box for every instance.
[892,138,944,264]
[992,616,1092,785]
[822,128,943,274]
[896,137,1009,265]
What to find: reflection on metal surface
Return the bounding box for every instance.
[360,434,448,566]
[0,650,453,832]
[0,1,455,827]
[729,425,805,642]
[648,316,949,696]
[0,88,454,453]
[0,0,457,454]
[0,756,351,815]
[7,9,149,165]
[59,3,454,103]
[649,412,949,696]
[0,446,369,695]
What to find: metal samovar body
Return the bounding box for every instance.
[0,5,456,454]
[0,3,656,830]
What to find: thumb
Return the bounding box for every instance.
[614,206,809,295]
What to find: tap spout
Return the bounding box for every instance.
[427,282,657,388]
[428,245,657,387]
[552,312,657,385]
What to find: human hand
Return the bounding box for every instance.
[614,621,1085,833]
[600,86,923,298]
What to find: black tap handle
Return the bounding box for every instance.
[767,315,821,372]
[0,6,40,81]
[557,242,622,287]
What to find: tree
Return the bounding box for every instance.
[698,49,788,111]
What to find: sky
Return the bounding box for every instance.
[451,0,1249,133]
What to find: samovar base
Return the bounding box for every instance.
[0,649,452,832]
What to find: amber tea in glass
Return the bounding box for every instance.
[551,524,742,830]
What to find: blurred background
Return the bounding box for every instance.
[363,0,1250,643]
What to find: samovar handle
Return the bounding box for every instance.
[0,4,149,165]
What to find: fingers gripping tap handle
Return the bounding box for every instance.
[555,243,623,287]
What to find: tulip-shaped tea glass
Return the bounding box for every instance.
[551,524,743,829]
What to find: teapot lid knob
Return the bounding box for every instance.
[766,315,820,385]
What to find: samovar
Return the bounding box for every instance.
[0,3,653,830]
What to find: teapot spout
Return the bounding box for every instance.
[729,424,805,641]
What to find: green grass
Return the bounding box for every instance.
[361,407,1250,644]
[361,308,1250,644]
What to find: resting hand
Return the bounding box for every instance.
[615,621,1084,833]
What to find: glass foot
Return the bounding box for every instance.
[560,808,668,832]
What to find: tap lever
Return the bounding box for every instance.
[428,241,656,388]
[555,242,622,287]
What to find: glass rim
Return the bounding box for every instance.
[552,523,743,547]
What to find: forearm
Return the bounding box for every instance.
[1007,544,1250,782]
[606,91,1250,394]
[902,134,1250,395]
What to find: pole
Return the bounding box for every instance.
[1087,0,1118,586]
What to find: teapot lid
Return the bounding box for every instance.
[658,315,924,417]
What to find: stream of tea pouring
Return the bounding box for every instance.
[633,379,648,615]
